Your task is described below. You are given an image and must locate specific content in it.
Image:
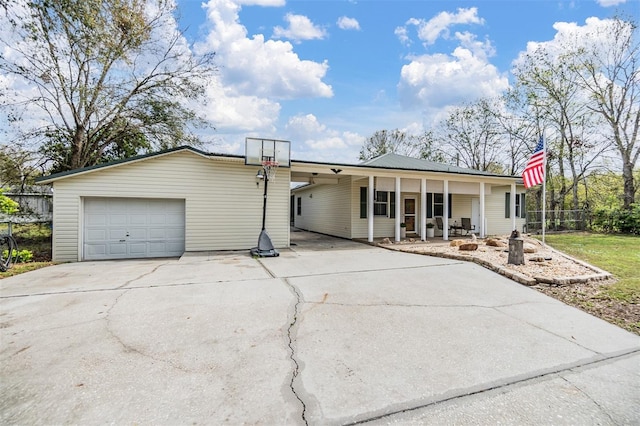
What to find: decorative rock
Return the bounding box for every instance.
[450,239,466,247]
[409,238,416,243]
[523,243,537,253]
[381,238,391,244]
[459,243,478,251]
[486,239,506,247]
[529,256,546,262]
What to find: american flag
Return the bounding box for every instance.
[523,137,545,188]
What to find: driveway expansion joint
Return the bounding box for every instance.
[340,348,640,425]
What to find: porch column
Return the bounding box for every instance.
[420,178,427,241]
[479,182,486,238]
[443,179,449,240]
[368,175,374,242]
[395,177,401,242]
[511,181,517,232]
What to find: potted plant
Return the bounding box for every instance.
[426,222,435,238]
[400,222,407,238]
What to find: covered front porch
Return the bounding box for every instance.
[290,153,525,243]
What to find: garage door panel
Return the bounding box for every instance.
[86,214,107,226]
[130,214,147,225]
[108,244,127,255]
[84,198,185,260]
[109,214,127,226]
[85,229,107,241]
[128,228,148,239]
[164,228,183,239]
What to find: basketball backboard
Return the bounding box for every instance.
[245,138,291,168]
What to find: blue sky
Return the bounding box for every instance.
[3,0,638,165]
[173,0,637,163]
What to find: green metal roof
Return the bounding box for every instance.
[360,152,511,178]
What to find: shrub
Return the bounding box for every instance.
[591,203,640,234]
[2,249,34,263]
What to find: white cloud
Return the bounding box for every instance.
[396,7,484,47]
[398,32,507,110]
[197,1,332,101]
[513,16,631,66]
[284,114,365,162]
[337,16,360,31]
[273,13,327,42]
[595,0,627,6]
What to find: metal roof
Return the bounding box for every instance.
[360,152,511,178]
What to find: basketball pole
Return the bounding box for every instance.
[251,162,279,257]
[260,164,268,230]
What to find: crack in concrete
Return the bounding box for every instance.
[103,288,193,374]
[283,277,309,426]
[115,262,172,289]
[560,376,617,424]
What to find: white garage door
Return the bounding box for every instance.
[84,198,185,260]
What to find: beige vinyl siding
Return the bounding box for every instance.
[450,194,473,224]
[484,185,526,236]
[350,178,395,239]
[293,177,352,238]
[50,151,289,262]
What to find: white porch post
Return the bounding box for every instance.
[368,175,374,242]
[420,178,427,241]
[510,181,517,232]
[443,179,449,240]
[480,182,486,238]
[395,177,401,242]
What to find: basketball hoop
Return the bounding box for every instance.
[245,138,290,257]
[262,160,279,181]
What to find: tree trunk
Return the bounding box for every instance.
[622,161,636,209]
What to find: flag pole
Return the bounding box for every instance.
[541,134,547,244]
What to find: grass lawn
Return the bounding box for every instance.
[538,232,639,335]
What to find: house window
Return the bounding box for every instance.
[505,193,526,218]
[433,193,444,217]
[426,193,452,218]
[359,188,395,218]
[374,191,388,216]
[297,197,302,215]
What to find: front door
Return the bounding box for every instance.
[404,198,416,232]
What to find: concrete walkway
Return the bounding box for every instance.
[1,231,639,425]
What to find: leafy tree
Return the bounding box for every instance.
[0,190,19,215]
[0,0,216,172]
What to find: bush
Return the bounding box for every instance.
[3,249,34,263]
[591,203,640,234]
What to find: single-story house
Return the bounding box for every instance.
[36,146,525,262]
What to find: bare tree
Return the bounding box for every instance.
[0,0,216,172]
[434,99,507,173]
[513,38,608,212]
[359,129,420,160]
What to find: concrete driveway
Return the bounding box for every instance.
[1,231,639,425]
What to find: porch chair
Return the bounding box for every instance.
[461,217,476,235]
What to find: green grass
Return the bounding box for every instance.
[541,232,640,303]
